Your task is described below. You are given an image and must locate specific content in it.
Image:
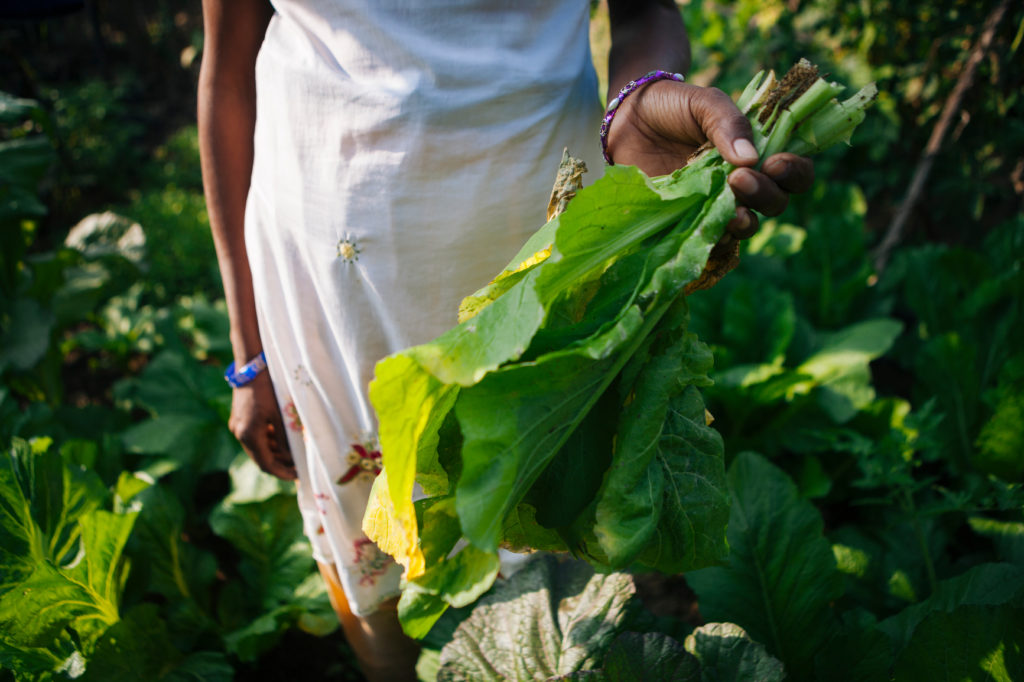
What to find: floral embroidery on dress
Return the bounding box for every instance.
[313,491,331,517]
[293,364,312,387]
[337,441,382,484]
[336,234,362,263]
[283,399,304,432]
[352,537,391,587]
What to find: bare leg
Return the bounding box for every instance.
[317,561,420,682]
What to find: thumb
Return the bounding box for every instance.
[688,87,759,167]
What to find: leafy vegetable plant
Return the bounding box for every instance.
[428,554,784,682]
[362,60,877,636]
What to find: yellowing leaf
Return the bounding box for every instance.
[364,355,458,578]
[363,471,424,578]
[457,246,552,323]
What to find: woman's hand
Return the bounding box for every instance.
[228,372,297,481]
[605,79,815,238]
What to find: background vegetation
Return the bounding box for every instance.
[1,0,1022,679]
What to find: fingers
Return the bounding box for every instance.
[762,153,815,194]
[726,207,759,240]
[727,153,815,221]
[266,412,298,480]
[687,86,759,166]
[728,167,790,217]
[230,407,298,482]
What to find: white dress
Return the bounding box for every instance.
[244,0,604,616]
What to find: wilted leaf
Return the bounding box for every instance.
[437,555,636,680]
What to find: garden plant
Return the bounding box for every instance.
[1,1,1022,680]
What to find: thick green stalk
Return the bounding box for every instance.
[787,83,878,156]
[761,78,845,158]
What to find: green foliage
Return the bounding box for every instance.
[0,99,336,678]
[1,1,1022,678]
[687,452,843,679]
[368,64,877,638]
[117,183,219,301]
[432,555,784,681]
[681,0,1024,240]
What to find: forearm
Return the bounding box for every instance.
[198,0,273,366]
[199,76,262,365]
[606,0,690,102]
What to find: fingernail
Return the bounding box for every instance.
[732,138,758,164]
[729,169,757,195]
[734,212,751,233]
[763,156,787,177]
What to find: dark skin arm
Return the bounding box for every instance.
[605,0,814,237]
[199,0,296,480]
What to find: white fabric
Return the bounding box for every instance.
[245,0,604,616]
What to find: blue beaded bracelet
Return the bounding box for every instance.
[599,69,686,165]
[225,351,267,388]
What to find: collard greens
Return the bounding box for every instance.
[362,60,876,636]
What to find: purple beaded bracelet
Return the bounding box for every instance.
[600,69,686,165]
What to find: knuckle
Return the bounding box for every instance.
[705,86,728,100]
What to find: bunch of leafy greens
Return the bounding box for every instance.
[362,60,877,637]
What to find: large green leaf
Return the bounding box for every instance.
[877,562,1024,653]
[686,451,843,680]
[968,518,1024,565]
[557,625,786,682]
[0,137,55,191]
[115,351,237,478]
[115,351,229,419]
[126,483,219,636]
[436,555,637,680]
[81,604,233,682]
[819,563,1024,680]
[0,438,107,592]
[685,622,785,682]
[454,309,641,552]
[713,278,796,368]
[451,181,731,554]
[395,496,500,638]
[209,494,312,612]
[974,368,1024,481]
[0,298,55,371]
[572,631,701,682]
[0,509,135,653]
[791,318,902,423]
[594,322,728,572]
[892,605,1024,681]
